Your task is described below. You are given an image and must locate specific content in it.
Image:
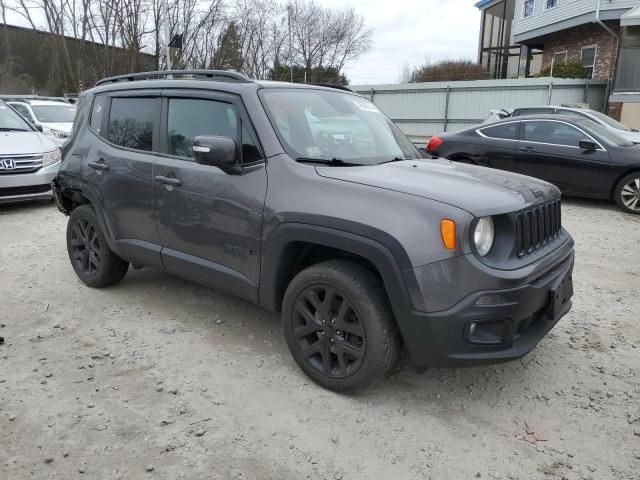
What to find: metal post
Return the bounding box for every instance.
[287,4,293,83]
[547,80,553,105]
[165,0,171,70]
[443,86,451,132]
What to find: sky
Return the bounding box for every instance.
[317,0,481,85]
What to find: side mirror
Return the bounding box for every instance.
[34,124,43,132]
[192,136,239,172]
[579,139,597,151]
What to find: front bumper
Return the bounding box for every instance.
[0,161,60,205]
[401,249,574,368]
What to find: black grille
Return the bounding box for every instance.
[0,184,51,197]
[515,200,561,257]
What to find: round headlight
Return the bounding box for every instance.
[473,216,495,257]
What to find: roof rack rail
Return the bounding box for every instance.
[309,83,353,92]
[95,69,252,86]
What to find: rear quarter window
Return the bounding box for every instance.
[90,95,108,133]
[479,122,519,140]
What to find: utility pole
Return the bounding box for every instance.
[287,3,293,83]
[165,0,172,70]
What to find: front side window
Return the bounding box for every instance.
[107,97,156,151]
[581,46,596,79]
[523,121,586,147]
[167,98,238,159]
[261,89,420,165]
[10,103,32,121]
[480,122,519,140]
[524,0,535,17]
[0,102,32,131]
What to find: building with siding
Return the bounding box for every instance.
[476,0,640,126]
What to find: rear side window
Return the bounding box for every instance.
[479,122,519,140]
[513,108,555,116]
[107,97,156,151]
[167,98,238,159]
[90,95,108,133]
[523,121,586,147]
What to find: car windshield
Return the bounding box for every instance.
[260,88,421,165]
[584,109,631,131]
[31,104,76,123]
[583,119,635,147]
[0,102,32,131]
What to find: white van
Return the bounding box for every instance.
[0,100,61,204]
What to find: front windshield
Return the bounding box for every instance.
[0,102,32,131]
[261,89,421,165]
[31,104,76,123]
[583,119,634,147]
[585,109,631,131]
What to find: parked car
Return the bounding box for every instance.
[53,70,575,392]
[427,115,640,214]
[484,105,640,144]
[0,100,62,204]
[6,99,76,146]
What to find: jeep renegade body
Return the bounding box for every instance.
[53,70,575,392]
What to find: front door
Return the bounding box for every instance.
[153,92,267,301]
[514,120,611,195]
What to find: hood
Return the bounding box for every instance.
[0,131,57,155]
[41,122,73,133]
[315,159,560,217]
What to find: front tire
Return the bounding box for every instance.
[282,260,401,393]
[66,205,129,287]
[614,173,640,214]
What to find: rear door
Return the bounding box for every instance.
[83,92,162,267]
[153,91,267,301]
[514,119,611,195]
[474,121,520,171]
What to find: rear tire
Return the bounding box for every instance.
[66,205,129,287]
[614,173,640,214]
[282,260,401,393]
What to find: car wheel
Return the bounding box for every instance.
[282,260,401,392]
[614,173,640,214]
[66,205,129,287]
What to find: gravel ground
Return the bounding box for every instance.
[0,199,638,480]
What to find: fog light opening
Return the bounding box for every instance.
[466,319,511,345]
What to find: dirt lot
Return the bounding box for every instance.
[0,199,638,480]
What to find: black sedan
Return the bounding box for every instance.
[427,115,640,214]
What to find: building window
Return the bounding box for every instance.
[524,0,535,17]
[581,45,597,79]
[545,0,558,9]
[553,51,567,66]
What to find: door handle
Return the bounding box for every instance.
[88,159,110,171]
[154,175,182,187]
[519,146,535,152]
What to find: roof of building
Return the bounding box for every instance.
[474,0,494,9]
[621,4,640,26]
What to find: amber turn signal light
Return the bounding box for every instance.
[440,219,456,250]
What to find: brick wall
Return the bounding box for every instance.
[608,102,623,121]
[540,22,620,80]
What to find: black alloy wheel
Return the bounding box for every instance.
[292,285,366,379]
[70,219,101,277]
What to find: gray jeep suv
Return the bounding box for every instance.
[53,70,575,392]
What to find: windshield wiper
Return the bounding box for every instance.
[0,127,29,132]
[380,157,407,164]
[296,157,359,167]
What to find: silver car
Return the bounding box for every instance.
[0,100,61,204]
[486,105,640,144]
